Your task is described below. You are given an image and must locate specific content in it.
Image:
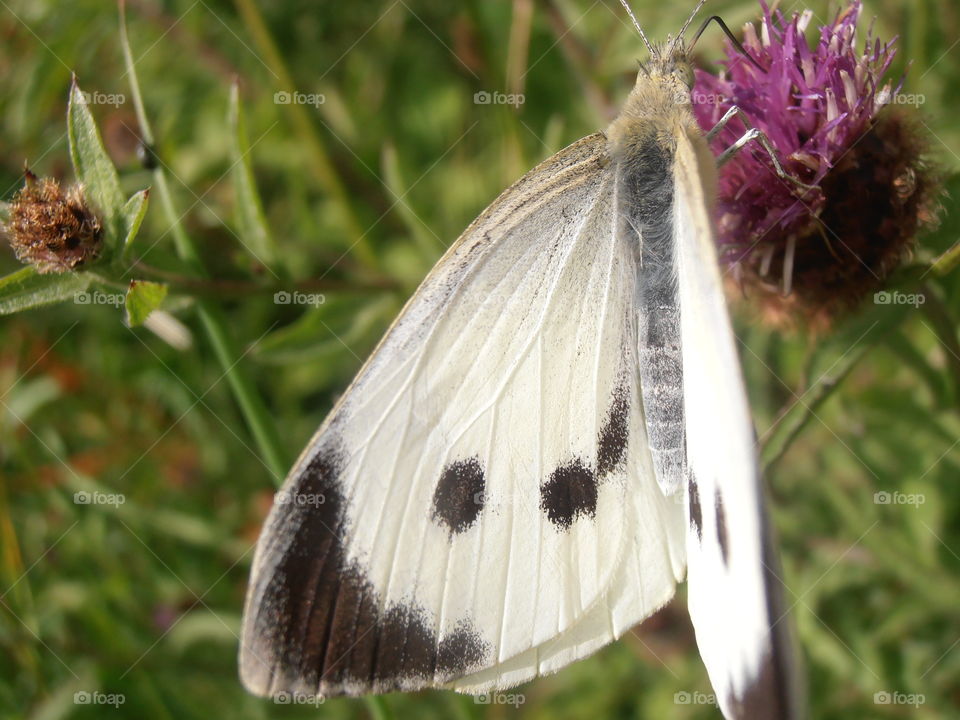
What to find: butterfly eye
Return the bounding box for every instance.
[681,63,696,90]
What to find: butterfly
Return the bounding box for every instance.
[240,2,804,718]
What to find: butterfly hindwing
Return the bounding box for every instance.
[673,130,803,720]
[240,133,686,698]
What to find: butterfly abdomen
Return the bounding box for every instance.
[610,128,687,496]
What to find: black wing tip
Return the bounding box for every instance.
[241,437,495,703]
[724,646,806,720]
[724,476,807,720]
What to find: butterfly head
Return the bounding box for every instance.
[644,41,696,91]
[608,41,700,148]
[616,0,704,97]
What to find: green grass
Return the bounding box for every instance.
[1,0,959,718]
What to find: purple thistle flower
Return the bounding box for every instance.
[693,0,939,328]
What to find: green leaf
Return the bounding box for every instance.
[1,377,61,432]
[167,610,240,652]
[0,200,10,224]
[253,293,396,364]
[0,267,91,315]
[884,328,949,404]
[125,280,168,327]
[381,141,439,258]
[68,78,125,247]
[228,82,278,270]
[120,189,150,257]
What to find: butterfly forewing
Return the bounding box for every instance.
[240,133,686,698]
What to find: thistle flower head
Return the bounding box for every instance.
[693,0,940,328]
[4,168,102,274]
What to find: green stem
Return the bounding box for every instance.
[931,240,960,277]
[760,314,903,473]
[919,284,960,409]
[363,697,394,720]
[761,342,872,473]
[763,248,960,469]
[231,0,376,270]
[119,0,287,484]
[132,261,400,297]
[196,302,287,481]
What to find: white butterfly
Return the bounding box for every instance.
[240,2,804,717]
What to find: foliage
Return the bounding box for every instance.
[0,1,958,718]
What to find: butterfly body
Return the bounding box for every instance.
[608,46,716,497]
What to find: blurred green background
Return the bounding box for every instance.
[1,0,958,718]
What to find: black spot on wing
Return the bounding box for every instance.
[688,472,703,541]
[437,620,489,678]
[431,457,485,536]
[597,376,630,476]
[241,441,491,698]
[716,488,730,566]
[540,458,598,530]
[373,604,436,684]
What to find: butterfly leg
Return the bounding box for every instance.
[707,106,817,192]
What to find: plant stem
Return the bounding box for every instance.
[919,283,960,409]
[761,344,869,473]
[541,0,615,121]
[196,302,287,482]
[761,320,891,472]
[931,240,960,277]
[231,0,376,270]
[131,261,400,297]
[120,0,288,484]
[363,697,394,720]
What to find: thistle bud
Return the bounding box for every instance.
[4,168,103,273]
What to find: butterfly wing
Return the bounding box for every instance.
[240,133,686,698]
[673,131,804,719]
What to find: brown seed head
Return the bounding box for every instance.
[735,109,942,332]
[4,168,103,273]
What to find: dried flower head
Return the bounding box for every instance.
[4,168,103,273]
[693,0,940,329]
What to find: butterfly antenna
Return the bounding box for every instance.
[690,15,766,71]
[618,0,655,55]
[673,0,710,51]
